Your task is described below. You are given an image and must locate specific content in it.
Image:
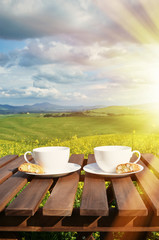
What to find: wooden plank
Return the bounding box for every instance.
[112,177,148,216]
[80,154,109,216]
[132,154,159,216]
[0,208,158,232]
[120,232,148,240]
[141,153,159,177]
[43,154,84,216]
[5,178,53,216]
[0,171,29,212]
[0,155,18,168]
[0,155,32,184]
[68,154,84,165]
[1,225,159,233]
[100,232,114,240]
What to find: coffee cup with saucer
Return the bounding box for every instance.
[84,145,143,178]
[24,146,81,177]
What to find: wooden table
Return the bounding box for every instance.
[0,153,159,240]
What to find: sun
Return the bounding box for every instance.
[150,65,159,83]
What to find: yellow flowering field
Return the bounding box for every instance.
[1,134,159,240]
[0,133,159,158]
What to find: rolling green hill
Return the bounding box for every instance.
[0,105,159,240]
[0,106,158,142]
[85,105,150,116]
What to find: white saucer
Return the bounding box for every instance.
[25,163,81,178]
[83,163,144,178]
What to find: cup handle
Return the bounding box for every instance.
[24,151,32,163]
[131,150,141,164]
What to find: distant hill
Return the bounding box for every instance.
[0,102,158,115]
[0,102,97,114]
[86,103,159,116]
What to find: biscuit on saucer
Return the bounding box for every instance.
[18,162,44,174]
[116,162,140,174]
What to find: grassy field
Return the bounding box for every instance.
[0,109,159,142]
[1,107,159,240]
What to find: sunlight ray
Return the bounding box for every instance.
[94,0,159,44]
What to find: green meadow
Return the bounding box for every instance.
[0,105,159,157]
[1,106,159,240]
[0,106,159,142]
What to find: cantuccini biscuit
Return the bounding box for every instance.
[116,162,140,174]
[18,162,44,174]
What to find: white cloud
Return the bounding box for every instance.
[23,87,60,98]
[0,1,159,106]
[0,66,7,74]
[69,92,88,100]
[0,40,158,106]
[0,0,100,41]
[0,86,60,98]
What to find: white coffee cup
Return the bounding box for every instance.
[24,146,70,173]
[94,145,141,173]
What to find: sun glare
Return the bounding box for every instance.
[147,62,159,103]
[151,67,159,83]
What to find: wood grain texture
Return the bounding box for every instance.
[112,177,148,216]
[87,154,96,164]
[43,154,84,216]
[0,171,29,212]
[132,154,159,216]
[141,153,159,177]
[0,208,159,232]
[100,232,114,240]
[120,232,148,240]
[0,153,158,233]
[0,155,32,184]
[5,178,53,216]
[80,154,109,216]
[0,155,18,168]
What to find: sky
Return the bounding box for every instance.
[0,0,159,106]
